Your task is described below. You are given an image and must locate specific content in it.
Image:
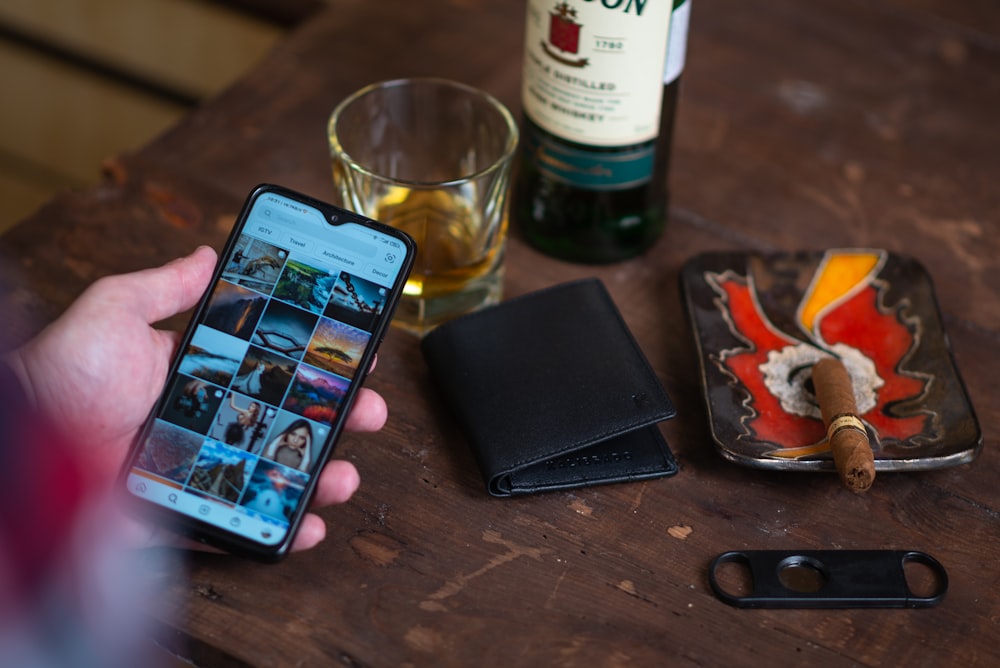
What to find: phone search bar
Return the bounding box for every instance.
[262,208,377,258]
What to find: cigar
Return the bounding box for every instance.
[812,357,876,493]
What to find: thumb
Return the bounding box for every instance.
[117,246,218,325]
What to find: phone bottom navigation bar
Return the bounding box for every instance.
[127,472,286,545]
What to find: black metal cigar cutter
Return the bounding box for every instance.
[709,550,948,609]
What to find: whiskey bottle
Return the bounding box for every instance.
[513,0,691,263]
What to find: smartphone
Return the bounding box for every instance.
[120,184,415,561]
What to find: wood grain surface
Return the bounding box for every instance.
[1,0,998,665]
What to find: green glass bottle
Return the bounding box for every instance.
[514,0,691,264]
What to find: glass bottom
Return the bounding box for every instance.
[392,265,504,337]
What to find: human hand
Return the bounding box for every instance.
[6,246,380,553]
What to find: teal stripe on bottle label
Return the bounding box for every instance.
[526,127,655,191]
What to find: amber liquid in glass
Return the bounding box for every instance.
[374,187,506,333]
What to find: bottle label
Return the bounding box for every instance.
[522,0,673,147]
[524,122,655,190]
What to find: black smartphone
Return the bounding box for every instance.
[120,184,415,561]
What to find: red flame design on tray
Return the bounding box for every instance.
[708,251,930,457]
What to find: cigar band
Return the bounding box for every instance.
[827,413,867,441]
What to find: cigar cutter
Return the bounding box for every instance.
[709,549,948,609]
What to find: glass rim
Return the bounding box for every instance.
[328,77,519,189]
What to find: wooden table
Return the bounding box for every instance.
[2,0,998,665]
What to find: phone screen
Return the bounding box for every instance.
[122,184,414,559]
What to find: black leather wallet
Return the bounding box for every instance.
[422,278,678,496]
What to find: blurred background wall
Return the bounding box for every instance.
[0,0,322,234]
